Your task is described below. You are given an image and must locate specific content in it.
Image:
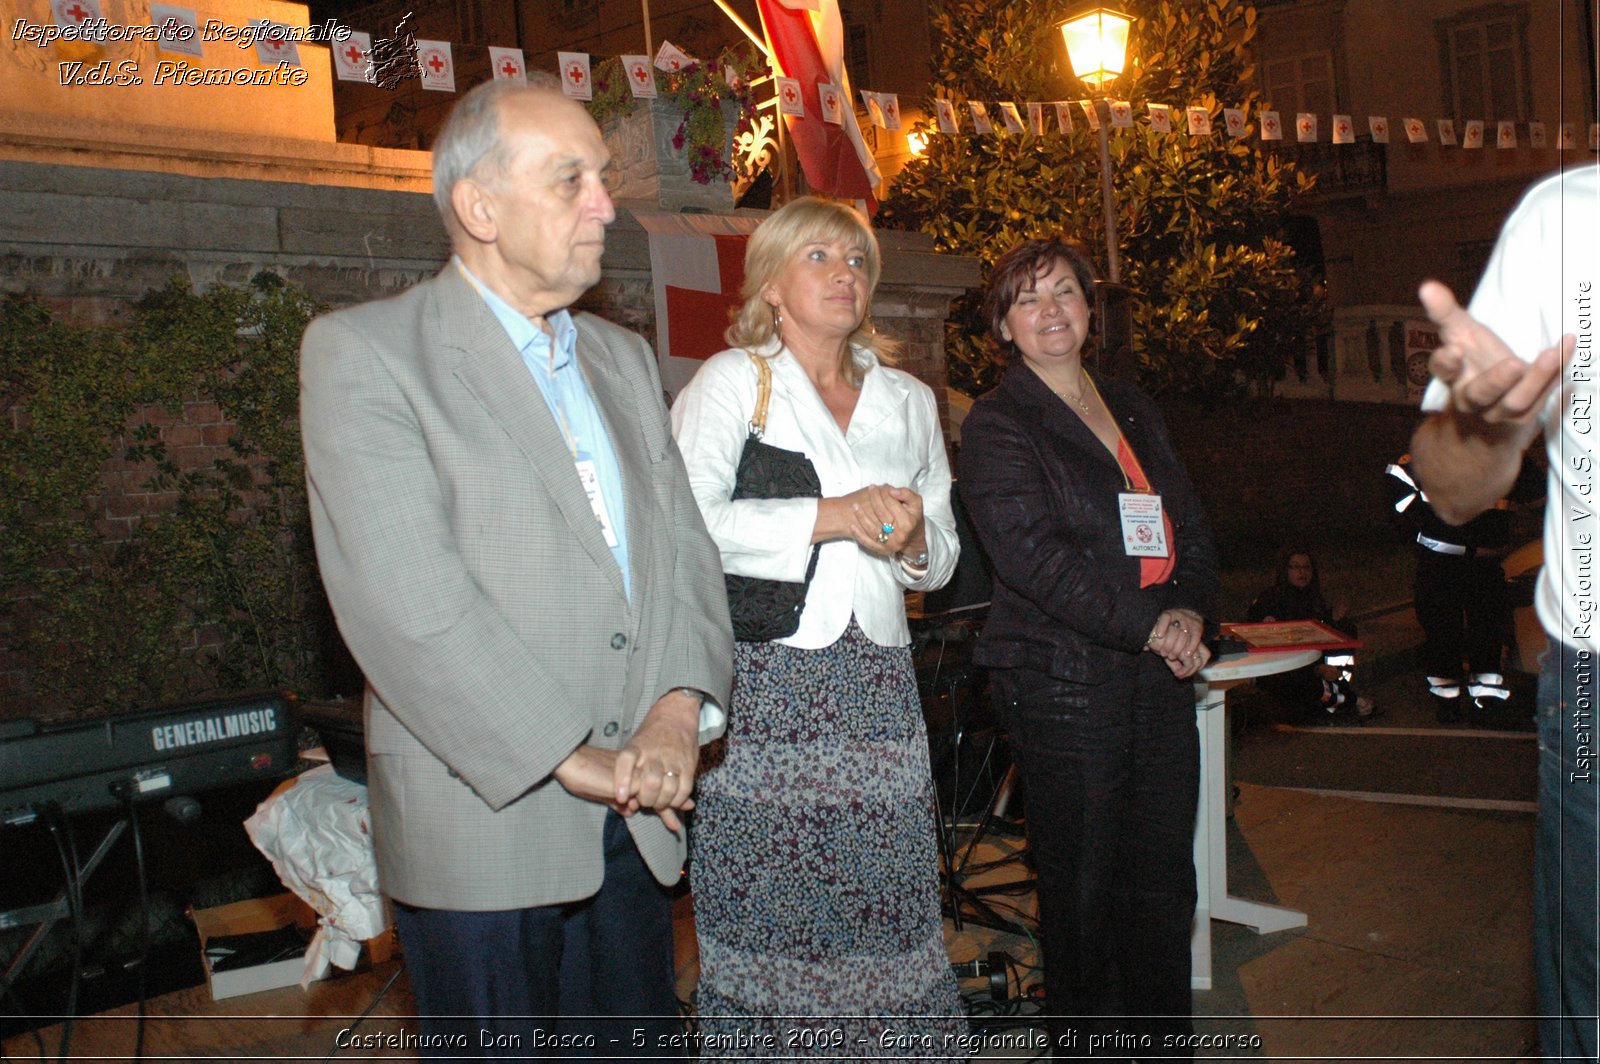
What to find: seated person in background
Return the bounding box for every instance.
[1247,548,1374,723]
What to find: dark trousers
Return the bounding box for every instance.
[1416,551,1507,679]
[992,653,1199,1061]
[392,811,683,1059]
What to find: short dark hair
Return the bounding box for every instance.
[980,237,1099,364]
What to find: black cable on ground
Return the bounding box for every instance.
[320,963,403,1063]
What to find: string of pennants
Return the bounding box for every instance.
[31,0,1600,152]
[924,98,1600,152]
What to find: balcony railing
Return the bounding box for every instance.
[1272,136,1388,201]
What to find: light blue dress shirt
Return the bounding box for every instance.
[458,261,631,600]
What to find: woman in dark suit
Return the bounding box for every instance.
[958,237,1219,1059]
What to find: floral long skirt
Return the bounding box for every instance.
[691,620,967,1060]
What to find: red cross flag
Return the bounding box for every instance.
[1496,121,1517,149]
[1332,114,1353,144]
[1436,119,1457,145]
[1462,120,1484,149]
[1259,110,1282,141]
[1404,117,1427,143]
[1053,101,1073,134]
[251,20,301,68]
[1558,123,1576,150]
[485,46,526,85]
[557,51,592,100]
[859,90,886,128]
[819,84,843,125]
[969,101,994,134]
[1108,100,1133,128]
[654,40,695,72]
[1147,103,1173,134]
[1295,113,1317,142]
[1529,122,1547,149]
[51,0,106,42]
[1186,107,1212,136]
[777,76,805,117]
[934,98,958,134]
[756,0,879,202]
[639,213,762,393]
[417,40,455,92]
[1223,108,1246,137]
[148,3,201,57]
[1368,116,1389,144]
[996,102,1024,135]
[621,54,656,98]
[1078,99,1099,131]
[333,30,374,82]
[1026,102,1045,135]
[881,93,900,131]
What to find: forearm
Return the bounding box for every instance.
[1409,410,1540,525]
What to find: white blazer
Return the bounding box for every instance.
[671,342,958,649]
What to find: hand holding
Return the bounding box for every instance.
[1145,608,1203,661]
[613,690,701,833]
[848,484,923,558]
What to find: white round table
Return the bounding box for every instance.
[1188,648,1321,989]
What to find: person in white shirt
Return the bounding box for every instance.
[1410,162,1595,1063]
[670,196,965,1049]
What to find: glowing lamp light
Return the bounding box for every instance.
[1057,5,1134,90]
[906,131,929,156]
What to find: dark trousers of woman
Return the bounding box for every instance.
[992,652,1199,1062]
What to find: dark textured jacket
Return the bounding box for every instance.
[958,365,1219,684]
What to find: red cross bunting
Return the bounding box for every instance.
[427,53,444,73]
[501,59,520,77]
[62,3,88,21]
[568,64,584,84]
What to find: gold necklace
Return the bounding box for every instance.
[1053,371,1090,415]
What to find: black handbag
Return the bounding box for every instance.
[724,352,823,642]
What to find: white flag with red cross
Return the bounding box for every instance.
[968,101,993,134]
[819,84,843,124]
[621,55,656,97]
[654,40,695,72]
[777,77,805,116]
[638,212,762,394]
[1528,122,1547,149]
[1259,110,1282,140]
[1147,104,1173,134]
[1186,107,1212,135]
[251,20,301,67]
[1078,100,1100,131]
[558,52,592,100]
[1054,101,1074,134]
[1462,120,1484,148]
[935,98,958,134]
[1223,108,1246,137]
[1026,102,1045,135]
[1108,100,1133,128]
[1558,123,1576,150]
[149,3,202,57]
[332,30,374,82]
[1331,114,1353,144]
[1403,117,1427,143]
[1295,112,1317,142]
[1368,116,1389,144]
[488,47,526,84]
[417,40,454,92]
[1436,119,1457,145]
[997,102,1024,134]
[51,0,106,42]
[1496,121,1517,149]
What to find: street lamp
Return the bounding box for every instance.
[1056,4,1134,284]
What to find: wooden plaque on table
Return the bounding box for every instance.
[1221,619,1363,653]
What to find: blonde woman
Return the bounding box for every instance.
[671,198,965,1051]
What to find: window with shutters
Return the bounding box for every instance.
[1437,3,1531,120]
[1261,50,1335,118]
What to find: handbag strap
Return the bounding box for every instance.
[746,350,773,438]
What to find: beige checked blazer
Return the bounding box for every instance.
[300,266,732,911]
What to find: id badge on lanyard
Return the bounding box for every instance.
[575,455,620,547]
[1118,492,1169,557]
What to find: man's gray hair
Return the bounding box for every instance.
[431,73,564,223]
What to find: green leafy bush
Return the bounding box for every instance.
[0,274,337,717]
[879,0,1324,403]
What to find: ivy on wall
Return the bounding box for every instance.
[0,274,339,717]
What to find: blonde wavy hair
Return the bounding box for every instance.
[727,197,898,377]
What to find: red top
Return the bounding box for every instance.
[1115,435,1177,588]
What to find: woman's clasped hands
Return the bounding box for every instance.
[1145,607,1211,679]
[846,484,926,559]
